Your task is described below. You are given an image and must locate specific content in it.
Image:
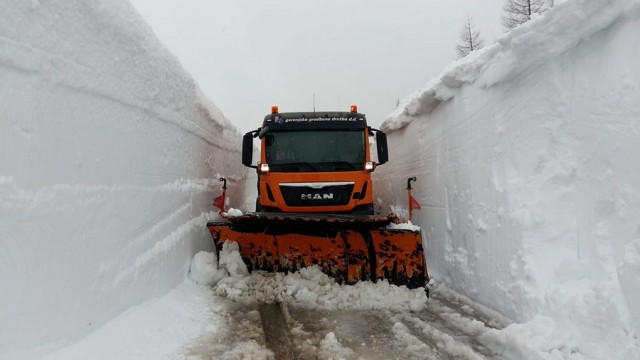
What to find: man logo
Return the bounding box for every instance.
[301,193,334,200]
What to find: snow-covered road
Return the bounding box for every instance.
[189,286,511,360]
[45,275,518,360]
[259,293,508,359]
[44,246,537,360]
[47,246,586,360]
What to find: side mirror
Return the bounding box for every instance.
[242,132,254,167]
[258,126,269,139]
[376,131,388,165]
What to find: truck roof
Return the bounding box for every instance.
[262,111,368,130]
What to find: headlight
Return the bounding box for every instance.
[258,163,270,174]
[365,161,375,172]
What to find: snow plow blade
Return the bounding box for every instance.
[206,213,429,289]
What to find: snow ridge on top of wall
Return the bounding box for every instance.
[381,0,640,132]
[0,0,240,145]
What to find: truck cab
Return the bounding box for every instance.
[242,106,388,215]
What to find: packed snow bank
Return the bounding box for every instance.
[376,0,640,358]
[42,278,275,360]
[189,245,429,312]
[41,281,218,360]
[0,0,245,358]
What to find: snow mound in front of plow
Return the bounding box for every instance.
[190,244,428,312]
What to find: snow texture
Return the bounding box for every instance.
[376,0,640,357]
[223,207,244,217]
[386,220,421,232]
[41,281,221,360]
[195,244,429,312]
[5,0,640,358]
[0,0,246,358]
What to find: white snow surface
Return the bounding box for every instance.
[41,281,220,360]
[43,246,626,360]
[223,207,244,217]
[376,0,640,358]
[386,220,421,232]
[42,247,429,360]
[0,0,246,358]
[191,244,429,312]
[4,0,640,358]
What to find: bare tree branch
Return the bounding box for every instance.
[502,0,554,31]
[456,16,485,59]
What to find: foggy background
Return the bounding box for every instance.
[130,0,504,133]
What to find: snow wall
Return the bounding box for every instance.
[376,0,640,356]
[0,0,246,357]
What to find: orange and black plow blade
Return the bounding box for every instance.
[206,213,429,289]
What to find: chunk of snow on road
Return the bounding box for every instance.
[318,332,354,360]
[218,241,250,278]
[207,244,428,312]
[189,251,227,286]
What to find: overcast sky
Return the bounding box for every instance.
[129,0,504,133]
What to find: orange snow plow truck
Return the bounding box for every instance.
[207,106,429,289]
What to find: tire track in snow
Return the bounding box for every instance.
[394,289,512,359]
[394,312,493,359]
[430,286,511,330]
[247,295,511,359]
[284,308,404,359]
[184,298,274,359]
[258,303,296,360]
[390,320,443,359]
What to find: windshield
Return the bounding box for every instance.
[265,130,366,172]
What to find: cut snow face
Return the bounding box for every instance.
[0,0,246,356]
[373,0,640,358]
[189,243,429,312]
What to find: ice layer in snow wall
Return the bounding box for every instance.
[0,0,245,357]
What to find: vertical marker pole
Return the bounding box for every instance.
[407,177,417,222]
[220,177,227,213]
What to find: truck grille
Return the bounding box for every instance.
[279,182,354,207]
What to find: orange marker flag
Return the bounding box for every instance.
[213,177,227,212]
[407,177,419,222]
[410,195,421,211]
[213,194,225,211]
